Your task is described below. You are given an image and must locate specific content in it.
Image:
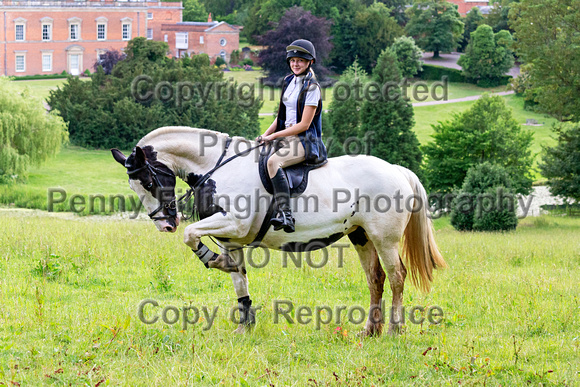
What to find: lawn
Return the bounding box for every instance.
[0,211,578,385]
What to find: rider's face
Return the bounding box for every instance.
[289,57,311,75]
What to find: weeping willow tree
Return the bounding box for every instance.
[0,77,68,182]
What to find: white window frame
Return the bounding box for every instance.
[220,38,226,46]
[15,24,25,41]
[95,17,107,41]
[42,24,52,41]
[97,23,106,40]
[164,34,168,42]
[15,54,25,72]
[200,35,204,44]
[42,53,52,72]
[122,23,131,40]
[147,12,153,20]
[70,23,80,41]
[147,28,153,40]
[41,17,53,42]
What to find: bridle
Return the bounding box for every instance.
[127,137,266,222]
[126,160,178,221]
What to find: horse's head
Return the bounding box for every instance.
[112,146,180,232]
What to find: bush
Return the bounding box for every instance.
[450,163,518,232]
[240,58,254,67]
[214,56,226,67]
[417,64,465,82]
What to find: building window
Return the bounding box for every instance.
[15,55,25,72]
[122,24,131,40]
[42,54,52,72]
[147,28,153,40]
[176,32,188,48]
[147,12,153,20]
[15,24,25,41]
[70,24,80,40]
[200,36,204,44]
[42,24,51,41]
[164,34,168,42]
[220,38,226,46]
[97,24,106,40]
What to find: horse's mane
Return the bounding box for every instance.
[137,126,253,148]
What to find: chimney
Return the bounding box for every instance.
[208,13,212,23]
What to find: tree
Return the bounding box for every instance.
[93,49,126,75]
[257,6,333,84]
[183,0,208,22]
[459,7,484,52]
[457,24,514,86]
[423,94,534,195]
[486,0,519,33]
[352,2,403,72]
[0,78,68,182]
[389,36,423,79]
[510,0,580,122]
[450,162,518,232]
[405,0,464,58]
[48,38,261,149]
[539,123,580,203]
[328,0,403,74]
[359,49,422,174]
[326,59,369,157]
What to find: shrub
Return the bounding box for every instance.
[214,56,226,67]
[450,162,518,231]
[240,58,254,67]
[417,64,465,82]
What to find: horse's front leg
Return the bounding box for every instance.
[183,212,250,273]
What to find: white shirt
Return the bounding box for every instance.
[282,74,321,126]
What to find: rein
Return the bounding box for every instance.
[177,137,266,222]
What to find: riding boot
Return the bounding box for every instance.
[270,169,295,233]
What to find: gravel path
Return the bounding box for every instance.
[421,52,521,78]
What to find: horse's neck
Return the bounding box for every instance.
[142,128,254,182]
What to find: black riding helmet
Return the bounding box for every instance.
[286,39,316,68]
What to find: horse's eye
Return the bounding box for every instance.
[146,182,153,190]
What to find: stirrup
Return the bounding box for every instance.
[271,210,295,233]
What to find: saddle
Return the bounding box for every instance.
[258,143,327,197]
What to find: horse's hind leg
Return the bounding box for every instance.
[348,228,386,337]
[374,242,407,335]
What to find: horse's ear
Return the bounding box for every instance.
[135,146,147,166]
[111,149,127,166]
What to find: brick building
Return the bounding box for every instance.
[447,0,490,15]
[0,0,239,76]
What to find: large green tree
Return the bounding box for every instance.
[389,36,423,79]
[405,0,464,58]
[539,123,580,203]
[423,94,534,195]
[359,49,422,174]
[459,6,484,52]
[326,59,368,157]
[457,24,514,86]
[183,0,208,22]
[49,38,261,149]
[510,0,580,122]
[0,78,68,182]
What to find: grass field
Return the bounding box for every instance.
[0,211,578,385]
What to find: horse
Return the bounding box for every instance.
[111,126,446,335]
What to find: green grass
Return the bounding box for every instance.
[0,211,578,385]
[11,78,76,101]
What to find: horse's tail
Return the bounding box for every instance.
[397,166,447,293]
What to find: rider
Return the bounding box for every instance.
[257,39,327,233]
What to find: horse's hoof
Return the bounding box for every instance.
[233,324,253,334]
[357,324,383,338]
[387,323,404,336]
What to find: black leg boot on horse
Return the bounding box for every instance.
[270,169,295,233]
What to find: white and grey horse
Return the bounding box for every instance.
[112,126,446,335]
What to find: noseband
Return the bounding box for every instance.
[127,161,177,221]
